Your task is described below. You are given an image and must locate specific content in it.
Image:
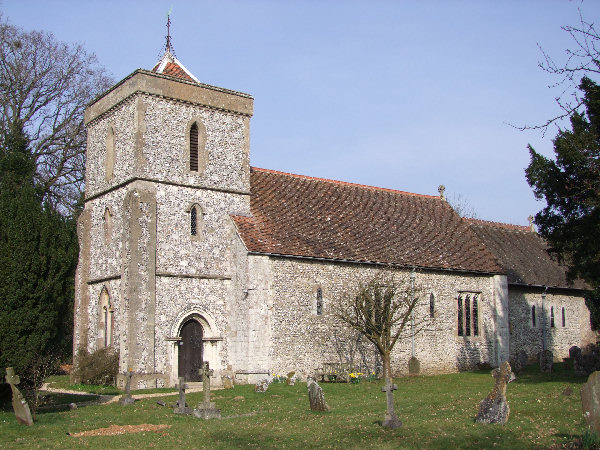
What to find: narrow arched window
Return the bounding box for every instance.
[472,294,479,336]
[190,122,199,172]
[99,287,113,348]
[429,293,435,318]
[562,307,566,327]
[191,205,198,236]
[457,296,464,336]
[316,288,323,315]
[550,306,555,328]
[103,207,113,244]
[465,295,471,336]
[105,126,115,181]
[532,305,536,327]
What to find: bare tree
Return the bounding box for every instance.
[519,9,600,133]
[0,16,113,212]
[447,192,479,219]
[336,270,426,428]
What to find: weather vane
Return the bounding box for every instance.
[165,6,175,56]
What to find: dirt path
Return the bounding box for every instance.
[41,383,211,405]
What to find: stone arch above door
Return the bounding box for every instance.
[169,309,222,384]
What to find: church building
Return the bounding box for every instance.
[73,44,595,388]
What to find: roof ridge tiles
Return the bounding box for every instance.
[465,217,532,232]
[251,167,439,199]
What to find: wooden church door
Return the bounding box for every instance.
[178,320,203,382]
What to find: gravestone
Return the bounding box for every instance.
[286,371,296,386]
[538,350,553,373]
[5,367,33,426]
[118,370,135,405]
[381,380,402,428]
[307,379,329,411]
[513,350,528,375]
[254,379,270,393]
[221,365,235,390]
[193,362,221,419]
[581,371,600,433]
[475,361,515,424]
[570,345,582,361]
[174,377,192,414]
[408,356,420,375]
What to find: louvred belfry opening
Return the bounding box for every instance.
[190,122,199,172]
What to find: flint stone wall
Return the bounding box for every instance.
[266,257,505,379]
[508,287,595,363]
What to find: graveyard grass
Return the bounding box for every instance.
[0,363,592,449]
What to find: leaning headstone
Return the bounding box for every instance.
[254,379,270,393]
[174,377,192,414]
[5,367,33,426]
[475,361,515,424]
[408,356,421,375]
[513,350,528,375]
[118,370,135,405]
[307,379,329,411]
[538,350,553,373]
[193,362,221,419]
[581,371,600,433]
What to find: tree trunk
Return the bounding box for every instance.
[381,351,402,428]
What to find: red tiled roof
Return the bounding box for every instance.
[152,61,195,82]
[232,168,503,274]
[467,219,587,289]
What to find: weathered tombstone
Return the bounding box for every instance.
[581,371,600,433]
[221,365,235,390]
[5,367,33,426]
[174,377,192,414]
[193,362,221,419]
[254,379,270,393]
[570,346,582,361]
[571,346,588,376]
[408,356,420,375]
[475,361,515,424]
[286,371,296,385]
[513,350,528,375]
[307,379,329,411]
[119,369,135,405]
[538,350,553,373]
[381,380,402,428]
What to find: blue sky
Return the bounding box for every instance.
[3,0,598,225]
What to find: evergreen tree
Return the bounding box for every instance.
[526,77,600,323]
[0,120,77,395]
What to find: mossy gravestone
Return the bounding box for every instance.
[475,361,515,424]
[5,367,33,426]
[581,371,600,433]
[307,379,329,411]
[408,357,420,375]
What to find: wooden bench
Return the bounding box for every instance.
[314,362,357,383]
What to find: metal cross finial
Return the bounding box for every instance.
[165,6,176,56]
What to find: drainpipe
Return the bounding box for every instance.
[542,286,548,352]
[410,268,416,358]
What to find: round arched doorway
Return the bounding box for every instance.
[178,319,203,382]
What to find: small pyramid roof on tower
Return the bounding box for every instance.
[152,49,199,83]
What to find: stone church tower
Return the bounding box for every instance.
[74,47,263,388]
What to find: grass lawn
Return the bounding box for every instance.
[0,363,592,449]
